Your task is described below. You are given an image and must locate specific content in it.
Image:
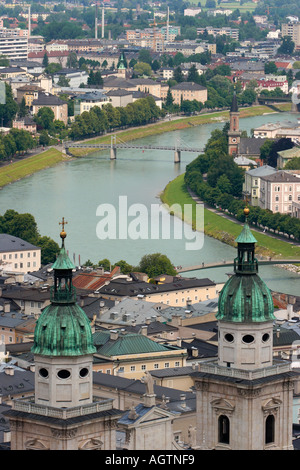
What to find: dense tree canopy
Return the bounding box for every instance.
[0,210,60,264]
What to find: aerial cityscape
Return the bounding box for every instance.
[0,0,300,452]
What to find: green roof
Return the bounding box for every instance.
[93,331,181,357]
[52,245,75,270]
[32,302,96,356]
[235,223,257,244]
[217,273,275,323]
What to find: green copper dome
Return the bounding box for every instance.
[32,221,96,357]
[217,273,274,323]
[32,303,96,356]
[216,210,275,323]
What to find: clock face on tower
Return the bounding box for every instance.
[232,138,237,143]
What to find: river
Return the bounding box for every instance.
[0,110,300,295]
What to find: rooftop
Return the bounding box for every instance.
[99,276,216,297]
[0,234,39,253]
[260,170,300,182]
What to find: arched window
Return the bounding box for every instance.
[218,415,230,444]
[265,414,275,444]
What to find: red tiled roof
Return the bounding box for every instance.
[73,266,120,291]
[28,51,69,58]
[274,62,290,68]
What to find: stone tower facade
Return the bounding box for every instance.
[5,222,122,450]
[228,89,241,156]
[193,209,296,450]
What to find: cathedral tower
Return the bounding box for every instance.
[193,208,296,450]
[228,80,241,155]
[5,220,122,450]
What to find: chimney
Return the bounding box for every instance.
[191,347,198,357]
[141,325,147,336]
[287,304,293,320]
[4,366,14,376]
[180,394,186,408]
[4,302,10,313]
[176,337,182,347]
[145,317,151,325]
[110,330,119,341]
[276,327,280,338]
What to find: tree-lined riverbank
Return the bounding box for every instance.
[161,173,300,261]
[0,103,291,187]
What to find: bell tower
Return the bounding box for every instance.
[228,78,241,155]
[5,219,122,450]
[193,208,296,450]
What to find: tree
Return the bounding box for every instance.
[151,59,160,72]
[264,62,277,75]
[57,76,70,87]
[138,253,177,278]
[97,258,111,271]
[45,63,62,75]
[39,130,51,147]
[35,107,55,130]
[67,51,78,68]
[0,210,39,245]
[0,83,18,126]
[216,174,232,194]
[285,157,300,170]
[113,259,134,274]
[173,66,184,83]
[133,62,152,77]
[138,49,152,65]
[37,236,60,265]
[42,52,49,67]
[165,88,174,111]
[18,97,28,118]
[278,36,295,55]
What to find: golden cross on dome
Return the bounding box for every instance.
[59,217,68,242]
[59,217,68,232]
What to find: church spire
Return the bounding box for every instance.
[227,76,241,155]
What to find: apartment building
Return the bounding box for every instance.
[281,22,300,49]
[0,28,28,59]
[184,7,202,16]
[74,90,109,115]
[198,26,239,40]
[169,81,207,105]
[0,234,41,275]
[98,276,219,307]
[243,165,277,206]
[256,77,289,94]
[259,170,300,214]
[32,92,68,125]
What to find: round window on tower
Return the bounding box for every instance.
[224,333,234,343]
[79,367,89,378]
[262,333,270,342]
[57,369,71,379]
[39,368,49,379]
[242,334,255,344]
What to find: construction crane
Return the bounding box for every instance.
[149,7,174,52]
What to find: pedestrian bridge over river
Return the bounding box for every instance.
[63,135,204,163]
[176,259,300,273]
